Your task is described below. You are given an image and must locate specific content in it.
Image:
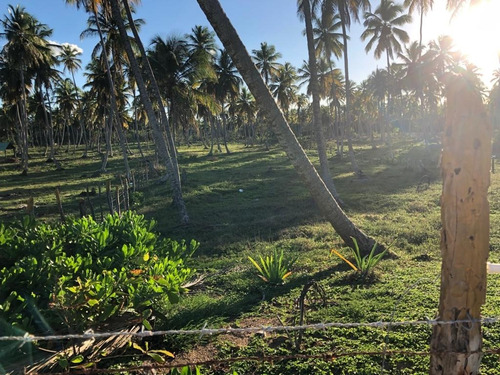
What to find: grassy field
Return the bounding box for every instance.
[2,137,500,374]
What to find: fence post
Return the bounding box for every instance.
[106,180,114,214]
[429,76,491,374]
[55,187,65,221]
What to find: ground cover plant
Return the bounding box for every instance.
[2,138,500,374]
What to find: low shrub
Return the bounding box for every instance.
[0,211,198,334]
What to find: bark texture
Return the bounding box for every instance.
[429,77,491,374]
[196,0,376,252]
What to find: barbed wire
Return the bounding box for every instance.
[2,317,500,343]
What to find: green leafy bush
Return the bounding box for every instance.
[0,212,198,334]
[248,248,297,285]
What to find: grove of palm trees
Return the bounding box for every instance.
[1,0,500,373]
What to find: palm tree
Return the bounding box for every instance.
[234,87,257,146]
[71,0,133,179]
[271,62,298,120]
[0,5,53,174]
[362,0,411,75]
[251,42,282,86]
[59,43,89,155]
[362,0,411,140]
[312,12,344,64]
[214,48,242,154]
[323,0,370,176]
[196,0,378,254]
[109,0,189,223]
[297,0,342,197]
[404,0,434,55]
[54,78,78,151]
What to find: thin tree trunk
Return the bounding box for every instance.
[19,69,29,175]
[92,6,131,179]
[196,0,377,253]
[429,77,491,374]
[340,11,363,177]
[302,0,340,199]
[113,0,189,224]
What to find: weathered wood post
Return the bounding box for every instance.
[430,76,491,374]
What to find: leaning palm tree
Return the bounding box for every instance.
[196,0,378,254]
[107,0,189,223]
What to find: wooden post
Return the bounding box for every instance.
[430,77,491,374]
[85,185,96,220]
[55,188,65,222]
[106,180,114,214]
[98,185,104,221]
[116,185,121,215]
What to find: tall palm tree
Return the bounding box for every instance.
[362,0,411,141]
[109,0,189,223]
[297,0,341,198]
[196,0,378,254]
[323,0,370,175]
[404,0,434,55]
[251,42,282,86]
[70,0,133,179]
[214,48,242,154]
[0,5,53,174]
[59,43,89,155]
[362,0,411,75]
[312,12,344,65]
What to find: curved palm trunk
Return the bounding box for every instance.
[120,0,180,180]
[339,12,363,177]
[112,0,189,224]
[429,76,491,375]
[196,0,376,253]
[302,0,340,199]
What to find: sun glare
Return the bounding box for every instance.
[425,0,500,85]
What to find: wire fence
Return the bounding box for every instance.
[2,317,500,343]
[5,316,500,374]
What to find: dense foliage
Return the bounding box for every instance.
[0,211,198,335]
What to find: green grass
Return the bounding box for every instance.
[2,136,500,374]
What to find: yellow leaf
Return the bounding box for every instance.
[330,249,358,271]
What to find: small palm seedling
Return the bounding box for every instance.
[248,248,297,285]
[331,237,387,279]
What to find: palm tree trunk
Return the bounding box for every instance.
[429,76,491,375]
[302,0,340,199]
[196,0,377,253]
[19,69,29,175]
[112,0,189,224]
[91,5,131,179]
[340,11,363,178]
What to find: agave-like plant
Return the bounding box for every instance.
[248,248,297,285]
[331,237,387,278]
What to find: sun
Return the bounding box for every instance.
[424,0,500,85]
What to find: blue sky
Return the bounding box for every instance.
[2,1,496,89]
